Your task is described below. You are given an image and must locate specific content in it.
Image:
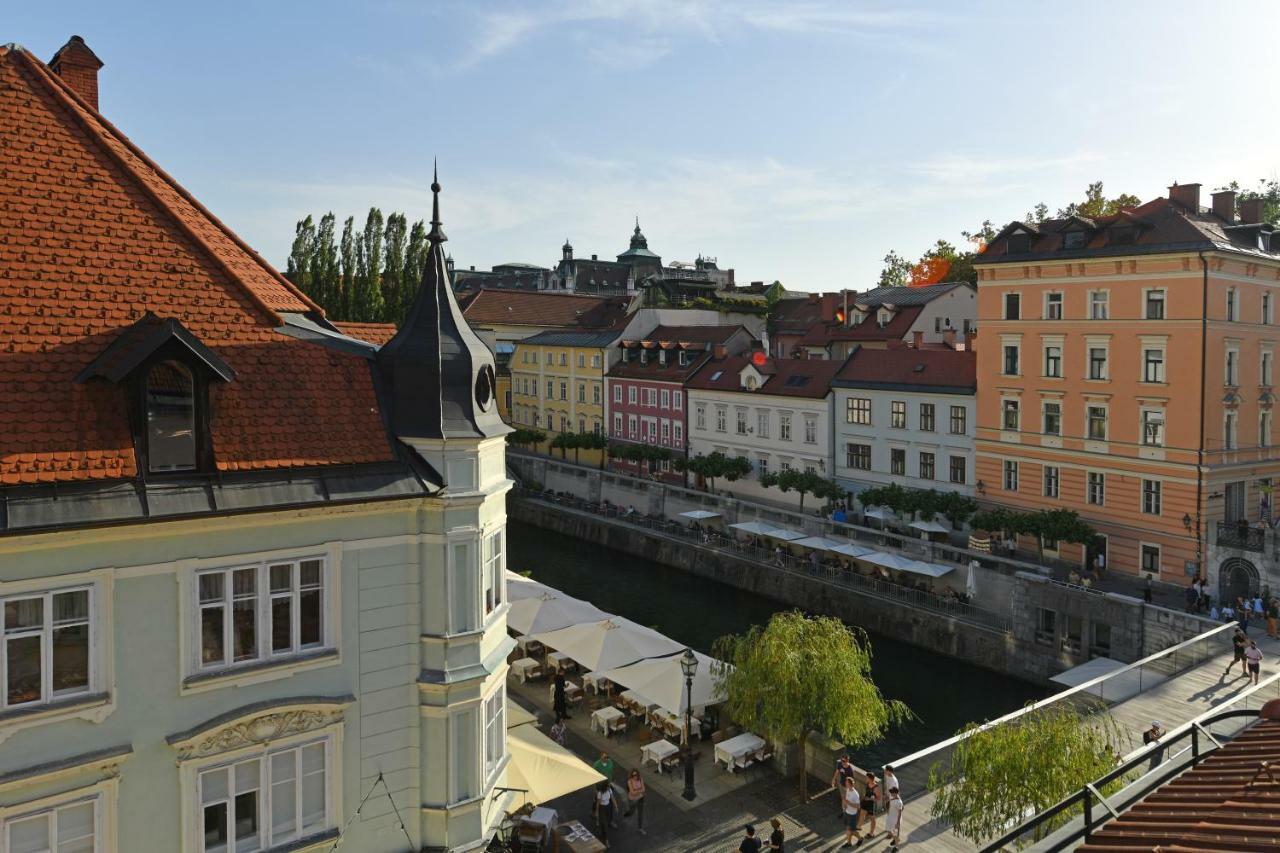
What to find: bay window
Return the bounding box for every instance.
[484,687,506,781]
[483,530,505,616]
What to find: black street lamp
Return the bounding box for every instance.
[680,647,698,801]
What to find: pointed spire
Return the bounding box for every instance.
[634,215,641,234]
[428,159,447,244]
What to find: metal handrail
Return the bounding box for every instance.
[980,668,1280,851]
[882,619,1239,800]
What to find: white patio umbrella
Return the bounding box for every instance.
[729,521,780,536]
[505,707,605,805]
[594,650,727,717]
[966,560,980,599]
[909,519,949,534]
[792,536,844,551]
[832,543,877,558]
[529,618,684,672]
[900,559,955,578]
[862,551,917,571]
[679,510,721,520]
[507,587,608,636]
[863,507,895,521]
[762,527,807,542]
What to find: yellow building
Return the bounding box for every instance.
[511,330,620,463]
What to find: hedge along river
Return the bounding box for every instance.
[508,520,1044,768]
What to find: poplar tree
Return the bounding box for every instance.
[286,215,316,299]
[339,216,357,320]
[382,212,408,324]
[404,219,428,313]
[353,208,386,322]
[312,212,338,313]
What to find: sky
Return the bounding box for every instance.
[12,1,1280,290]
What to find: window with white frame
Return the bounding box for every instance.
[591,354,601,368]
[1044,292,1063,320]
[1042,401,1061,435]
[613,385,622,403]
[1142,480,1162,515]
[695,404,706,431]
[660,389,670,408]
[1002,344,1020,376]
[484,687,505,781]
[483,529,504,616]
[1044,345,1062,378]
[715,406,726,433]
[803,417,817,444]
[1088,346,1108,380]
[577,354,584,368]
[592,385,601,404]
[673,391,682,410]
[644,388,657,407]
[1002,399,1020,431]
[661,420,670,442]
[757,456,769,478]
[1226,287,1237,321]
[735,409,747,435]
[1145,289,1165,320]
[1043,465,1059,498]
[613,413,622,436]
[628,415,638,438]
[1141,408,1165,446]
[1087,472,1105,505]
[196,559,327,673]
[1143,347,1165,383]
[1141,544,1160,576]
[628,386,637,405]
[890,401,906,429]
[4,795,100,853]
[1003,460,1018,491]
[756,410,770,439]
[1087,405,1108,441]
[779,412,792,441]
[577,384,585,403]
[1089,290,1109,320]
[1224,411,1238,450]
[197,738,331,852]
[673,422,683,445]
[2,587,93,710]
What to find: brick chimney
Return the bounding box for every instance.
[808,292,819,304]
[1212,189,1237,222]
[1168,182,1201,212]
[49,36,104,111]
[912,330,924,349]
[1240,197,1266,225]
[713,344,728,360]
[942,328,957,348]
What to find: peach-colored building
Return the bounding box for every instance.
[974,183,1280,595]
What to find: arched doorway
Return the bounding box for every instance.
[1218,557,1260,606]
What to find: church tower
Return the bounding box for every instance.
[376,168,515,850]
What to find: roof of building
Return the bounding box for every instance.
[460,289,631,328]
[1079,710,1280,852]
[771,292,843,333]
[0,41,395,488]
[982,191,1280,264]
[833,346,976,394]
[520,330,623,348]
[335,322,398,346]
[607,350,716,383]
[853,281,970,307]
[633,325,747,344]
[616,220,661,262]
[797,305,925,347]
[685,353,844,399]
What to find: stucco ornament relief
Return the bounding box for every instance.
[176,708,344,761]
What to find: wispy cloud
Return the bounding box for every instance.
[456,0,944,69]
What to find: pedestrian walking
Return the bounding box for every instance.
[882,765,900,800]
[842,776,863,847]
[1267,596,1279,639]
[1239,597,1251,635]
[1143,720,1165,772]
[859,771,880,837]
[767,817,785,852]
[1143,573,1154,603]
[593,781,614,845]
[833,755,855,819]
[885,787,904,852]
[553,668,569,722]
[1245,640,1264,685]
[1226,629,1248,678]
[550,719,567,747]
[739,824,762,853]
[624,768,646,835]
[1184,581,1198,613]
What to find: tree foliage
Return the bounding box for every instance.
[970,507,1095,556]
[674,452,752,493]
[714,611,911,798]
[507,428,546,449]
[856,484,976,529]
[928,703,1128,847]
[758,469,845,513]
[1216,178,1280,225]
[1056,181,1140,219]
[285,207,432,325]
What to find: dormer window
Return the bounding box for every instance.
[1007,232,1032,254]
[1062,231,1088,250]
[74,314,234,478]
[659,350,667,366]
[146,361,197,472]
[640,350,648,365]
[1110,226,1136,246]
[678,351,689,367]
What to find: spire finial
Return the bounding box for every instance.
[428,159,447,244]
[634,215,640,233]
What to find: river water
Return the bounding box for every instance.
[509,521,1044,768]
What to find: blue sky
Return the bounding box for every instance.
[12,1,1280,290]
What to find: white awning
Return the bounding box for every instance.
[910,519,949,534]
[901,560,956,578]
[832,543,877,558]
[506,576,609,636]
[861,551,917,571]
[864,507,895,521]
[506,711,606,805]
[678,510,721,520]
[792,536,844,551]
[594,650,727,716]
[763,527,807,542]
[729,521,780,536]
[530,618,684,672]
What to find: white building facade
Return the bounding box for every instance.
[832,347,977,496]
[684,355,844,507]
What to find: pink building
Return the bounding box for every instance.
[606,325,754,481]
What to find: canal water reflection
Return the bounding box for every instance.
[510,521,1044,767]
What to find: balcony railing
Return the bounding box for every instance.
[1215,521,1266,552]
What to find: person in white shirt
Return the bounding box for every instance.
[1245,640,1264,685]
[1254,596,1265,614]
[885,786,904,852]
[842,776,863,847]
[882,765,900,801]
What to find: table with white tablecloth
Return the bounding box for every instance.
[581,671,611,695]
[714,732,766,771]
[590,706,627,736]
[648,707,701,741]
[510,657,542,683]
[546,650,577,672]
[547,680,584,706]
[640,738,680,773]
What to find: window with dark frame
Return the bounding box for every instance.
[890,448,906,475]
[949,455,966,484]
[919,403,935,432]
[890,401,906,429]
[846,443,871,470]
[919,452,935,480]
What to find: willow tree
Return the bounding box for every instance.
[928,703,1129,847]
[713,611,911,798]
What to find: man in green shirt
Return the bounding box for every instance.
[592,752,616,781]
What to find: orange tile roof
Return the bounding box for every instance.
[335,322,398,346]
[0,44,393,486]
[461,288,631,329]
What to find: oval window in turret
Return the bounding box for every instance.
[475,365,496,411]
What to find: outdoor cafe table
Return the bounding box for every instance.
[547,680,584,706]
[715,732,766,772]
[640,738,680,774]
[649,707,701,741]
[581,672,610,695]
[590,706,627,737]
[516,636,544,656]
[510,657,541,683]
[618,690,655,715]
[546,650,577,672]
